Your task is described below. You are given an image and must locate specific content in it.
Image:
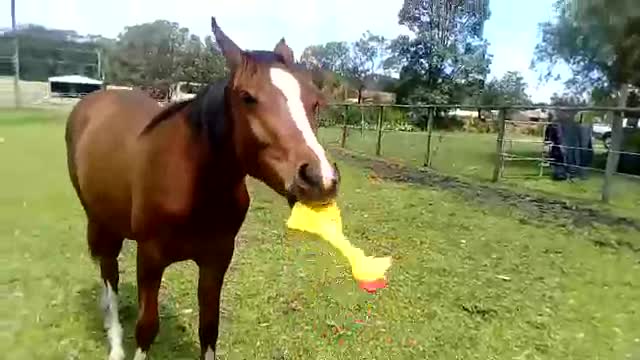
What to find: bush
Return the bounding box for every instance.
[619,128,640,175]
[384,107,413,131]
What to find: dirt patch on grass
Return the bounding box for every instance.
[331,147,640,244]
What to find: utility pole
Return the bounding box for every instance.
[11,0,21,108]
[96,49,103,80]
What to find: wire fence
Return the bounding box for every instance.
[1,62,639,214]
[317,103,640,213]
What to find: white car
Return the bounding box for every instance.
[592,118,635,148]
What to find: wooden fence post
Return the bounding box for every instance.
[492,108,507,182]
[340,104,348,148]
[424,107,435,167]
[601,112,624,203]
[602,84,629,203]
[375,105,384,156]
[360,107,366,137]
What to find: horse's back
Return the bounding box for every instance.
[66,89,162,236]
[67,89,160,145]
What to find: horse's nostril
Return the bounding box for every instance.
[298,163,321,187]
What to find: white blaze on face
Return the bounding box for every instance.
[269,67,336,187]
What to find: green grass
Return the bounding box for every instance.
[320,127,640,221]
[2,109,640,359]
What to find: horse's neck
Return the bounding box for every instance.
[152,109,245,187]
[202,145,246,186]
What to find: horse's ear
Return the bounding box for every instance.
[211,17,243,71]
[274,37,295,65]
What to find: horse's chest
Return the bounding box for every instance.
[149,195,250,263]
[196,189,250,232]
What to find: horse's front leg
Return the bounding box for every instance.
[133,245,166,360]
[197,242,234,360]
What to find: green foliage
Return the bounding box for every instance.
[474,71,532,106]
[349,32,390,97]
[0,22,227,88]
[389,0,493,106]
[106,20,226,87]
[300,43,355,101]
[549,92,588,106]
[301,33,391,103]
[384,107,413,130]
[300,42,352,74]
[0,25,101,81]
[532,0,640,97]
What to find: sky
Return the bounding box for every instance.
[1,0,571,102]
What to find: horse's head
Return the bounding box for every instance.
[211,17,339,206]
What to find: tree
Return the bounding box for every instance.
[0,20,227,94]
[175,34,226,84]
[532,0,640,100]
[477,71,531,106]
[300,34,391,103]
[349,31,390,103]
[0,24,101,81]
[300,41,355,100]
[300,41,351,74]
[107,20,186,87]
[549,92,587,107]
[103,20,227,99]
[388,0,493,105]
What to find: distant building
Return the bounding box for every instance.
[345,90,397,104]
[48,75,103,97]
[520,109,550,121]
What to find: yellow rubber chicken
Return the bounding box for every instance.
[287,200,392,293]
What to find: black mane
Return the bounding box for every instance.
[141,80,227,146]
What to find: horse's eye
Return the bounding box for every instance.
[240,91,257,105]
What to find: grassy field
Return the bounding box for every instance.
[2,109,640,359]
[318,127,640,221]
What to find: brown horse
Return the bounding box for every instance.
[65,17,339,360]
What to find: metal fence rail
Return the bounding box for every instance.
[2,85,639,205]
[319,103,640,204]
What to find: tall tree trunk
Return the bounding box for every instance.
[602,83,629,202]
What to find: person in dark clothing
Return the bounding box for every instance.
[544,123,568,180]
[544,115,594,181]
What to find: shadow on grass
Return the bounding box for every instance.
[76,281,200,360]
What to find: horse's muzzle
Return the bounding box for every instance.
[287,162,340,207]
